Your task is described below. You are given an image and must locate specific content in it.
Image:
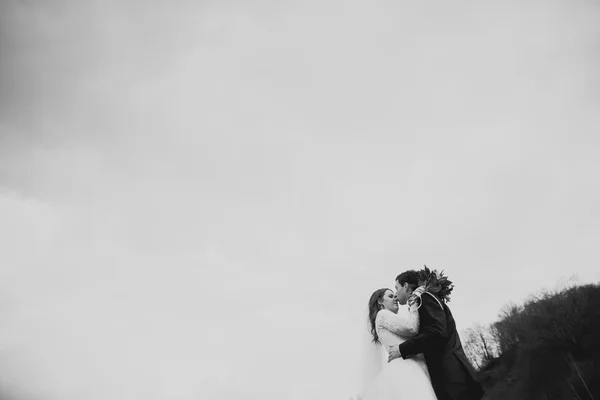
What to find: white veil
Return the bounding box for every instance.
[356,309,385,399]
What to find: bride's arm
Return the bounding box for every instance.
[376,308,420,337]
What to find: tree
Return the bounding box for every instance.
[463,323,499,370]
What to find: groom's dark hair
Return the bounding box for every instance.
[396,270,419,290]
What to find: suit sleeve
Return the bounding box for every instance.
[398,293,448,359]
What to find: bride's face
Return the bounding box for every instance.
[379,290,399,313]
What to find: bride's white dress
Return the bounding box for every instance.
[361,307,438,400]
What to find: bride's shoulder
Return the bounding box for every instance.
[375,309,395,322]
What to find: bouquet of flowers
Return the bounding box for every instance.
[417,265,454,303]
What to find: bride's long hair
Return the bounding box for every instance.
[367,288,391,345]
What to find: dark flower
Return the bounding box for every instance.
[417,265,455,303]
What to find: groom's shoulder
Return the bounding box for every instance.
[421,291,444,310]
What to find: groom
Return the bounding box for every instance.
[388,269,484,400]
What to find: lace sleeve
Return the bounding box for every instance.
[376,308,420,337]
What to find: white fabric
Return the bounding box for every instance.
[357,320,386,398]
[359,306,438,400]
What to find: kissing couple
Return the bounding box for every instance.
[358,267,484,400]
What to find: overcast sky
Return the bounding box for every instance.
[1,1,599,399]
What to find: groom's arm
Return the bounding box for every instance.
[397,294,448,359]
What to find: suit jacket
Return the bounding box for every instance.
[398,292,484,400]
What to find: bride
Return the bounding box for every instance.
[358,288,438,400]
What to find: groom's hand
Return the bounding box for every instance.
[387,345,401,363]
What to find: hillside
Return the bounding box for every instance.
[464,282,600,399]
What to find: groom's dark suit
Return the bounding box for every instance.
[398,292,484,400]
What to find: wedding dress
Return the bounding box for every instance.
[360,307,438,400]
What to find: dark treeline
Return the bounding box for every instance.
[463,282,600,399]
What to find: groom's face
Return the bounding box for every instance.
[394,280,413,305]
